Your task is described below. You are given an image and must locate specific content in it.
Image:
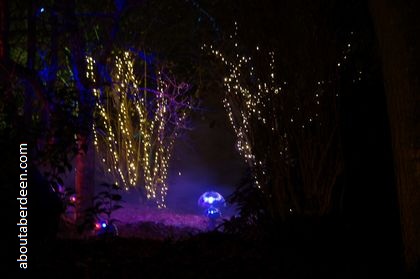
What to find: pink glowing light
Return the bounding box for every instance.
[69,195,76,203]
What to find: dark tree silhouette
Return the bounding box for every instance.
[370,0,420,272]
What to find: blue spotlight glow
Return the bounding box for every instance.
[198,191,225,208]
[206,206,221,219]
[198,191,226,228]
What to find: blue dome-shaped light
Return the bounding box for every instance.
[198,191,225,208]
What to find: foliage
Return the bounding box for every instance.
[221,168,271,238]
[79,182,123,235]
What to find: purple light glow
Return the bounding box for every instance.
[69,195,76,203]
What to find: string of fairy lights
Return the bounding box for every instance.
[86,51,191,208]
[204,22,358,192]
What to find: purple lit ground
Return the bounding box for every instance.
[113,204,209,231]
[60,190,236,240]
[59,206,231,242]
[105,203,230,239]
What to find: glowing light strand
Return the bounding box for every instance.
[204,24,357,193]
[86,51,192,208]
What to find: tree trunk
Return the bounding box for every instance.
[63,0,96,225]
[27,1,36,69]
[75,134,95,223]
[370,0,420,272]
[0,0,8,60]
[48,0,58,91]
[23,1,37,126]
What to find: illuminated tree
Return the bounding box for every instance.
[205,22,357,219]
[1,0,209,222]
[87,51,193,208]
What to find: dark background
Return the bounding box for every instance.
[1,0,419,278]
